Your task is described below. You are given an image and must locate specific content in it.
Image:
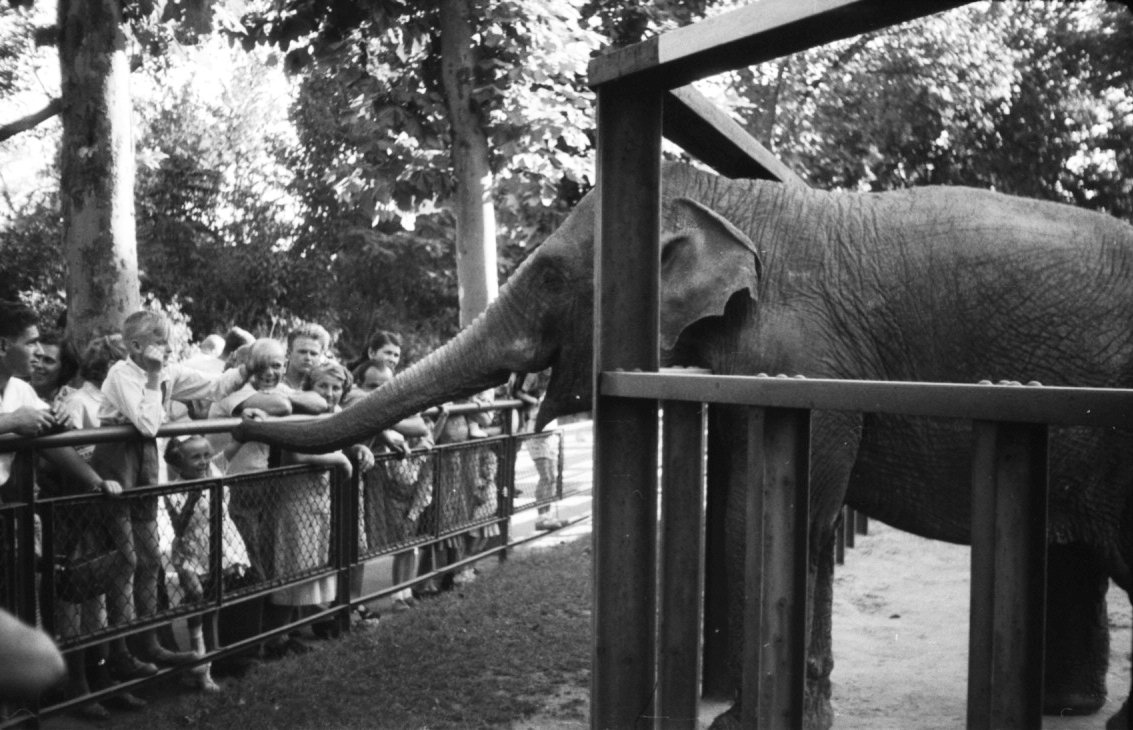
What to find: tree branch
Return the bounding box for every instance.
[0,99,62,143]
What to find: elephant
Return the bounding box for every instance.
[236,161,1133,729]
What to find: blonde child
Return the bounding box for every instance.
[266,362,373,644]
[163,436,251,693]
[91,310,248,679]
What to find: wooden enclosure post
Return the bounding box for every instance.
[658,401,707,729]
[592,77,662,730]
[968,421,1048,729]
[742,407,810,729]
[701,415,732,699]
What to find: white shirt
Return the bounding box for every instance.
[99,358,245,438]
[0,377,49,486]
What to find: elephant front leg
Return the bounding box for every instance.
[1043,542,1109,716]
[804,534,836,730]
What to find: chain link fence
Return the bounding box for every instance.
[0,411,581,724]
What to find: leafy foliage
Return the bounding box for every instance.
[716,1,1133,219]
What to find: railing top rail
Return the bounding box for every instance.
[601,370,1133,428]
[0,399,526,454]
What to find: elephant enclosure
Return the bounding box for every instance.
[827,521,1131,730]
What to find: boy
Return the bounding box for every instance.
[92,310,248,679]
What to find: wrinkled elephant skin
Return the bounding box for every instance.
[237,162,1133,728]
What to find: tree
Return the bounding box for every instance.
[233,0,606,329]
[56,0,141,343]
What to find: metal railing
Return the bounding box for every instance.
[0,401,581,725]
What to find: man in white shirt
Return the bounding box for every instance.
[0,300,121,501]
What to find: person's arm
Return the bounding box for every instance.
[0,608,65,701]
[237,391,293,417]
[391,414,429,439]
[285,390,329,415]
[0,407,54,437]
[102,364,164,437]
[167,362,249,406]
[40,447,122,497]
[289,450,353,478]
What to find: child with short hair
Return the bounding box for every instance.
[163,436,250,693]
[91,310,248,679]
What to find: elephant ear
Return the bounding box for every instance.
[660,197,763,351]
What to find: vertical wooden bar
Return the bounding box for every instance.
[592,77,662,730]
[658,401,706,730]
[834,509,846,566]
[844,507,856,549]
[968,421,1048,730]
[742,407,810,729]
[854,510,869,536]
[701,413,732,700]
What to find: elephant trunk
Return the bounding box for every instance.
[234,293,541,453]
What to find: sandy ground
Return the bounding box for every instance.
[519,518,1132,730]
[826,522,1131,730]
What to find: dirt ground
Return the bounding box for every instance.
[827,521,1131,730]
[520,520,1132,730]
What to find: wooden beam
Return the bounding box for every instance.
[657,401,707,730]
[968,422,1048,729]
[664,86,804,184]
[743,407,810,728]
[590,0,972,89]
[600,372,1133,429]
[591,77,662,730]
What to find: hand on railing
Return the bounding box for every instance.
[350,444,376,472]
[94,478,123,498]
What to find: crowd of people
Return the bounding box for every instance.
[0,301,558,722]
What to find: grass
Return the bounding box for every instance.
[107,536,593,730]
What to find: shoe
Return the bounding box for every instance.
[355,605,381,625]
[535,517,566,531]
[185,666,221,694]
[144,646,201,666]
[453,568,477,586]
[212,656,261,678]
[265,636,313,660]
[312,619,340,640]
[391,598,412,613]
[103,691,147,711]
[107,652,158,681]
[73,701,110,722]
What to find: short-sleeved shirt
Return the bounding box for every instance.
[0,377,49,487]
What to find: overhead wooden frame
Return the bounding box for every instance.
[586,2,984,729]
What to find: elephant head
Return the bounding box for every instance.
[235,162,769,452]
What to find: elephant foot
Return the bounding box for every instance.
[705,689,833,730]
[1043,690,1106,717]
[1105,697,1129,730]
[706,704,741,730]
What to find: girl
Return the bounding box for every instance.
[269,362,374,641]
[163,435,250,692]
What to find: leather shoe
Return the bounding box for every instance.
[103,691,147,711]
[73,701,110,722]
[107,652,158,681]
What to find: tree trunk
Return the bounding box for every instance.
[439,0,498,328]
[57,0,140,345]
